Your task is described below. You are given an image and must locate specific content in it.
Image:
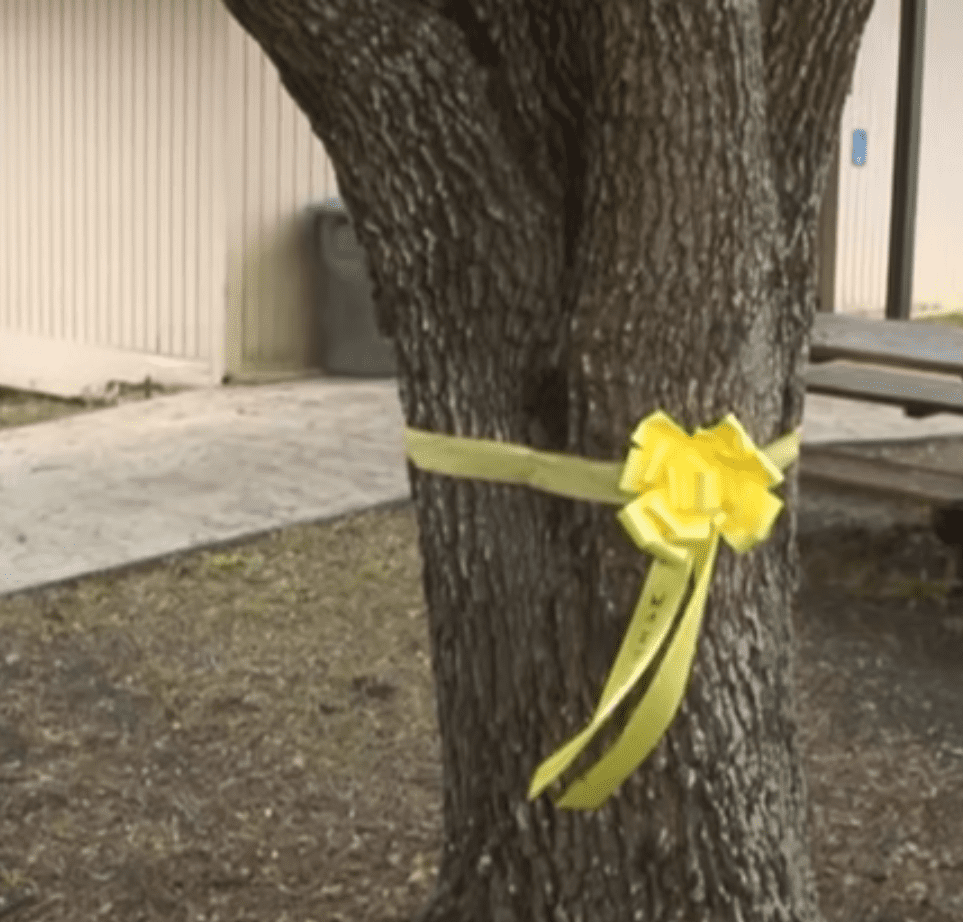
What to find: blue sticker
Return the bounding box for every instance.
[852,129,867,166]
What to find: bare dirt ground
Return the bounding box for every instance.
[1,384,962,922]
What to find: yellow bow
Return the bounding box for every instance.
[404,410,800,810]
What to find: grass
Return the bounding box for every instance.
[1,500,962,921]
[0,503,442,921]
[0,379,189,430]
[913,309,963,327]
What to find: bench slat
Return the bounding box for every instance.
[804,362,963,417]
[799,445,963,505]
[810,313,963,377]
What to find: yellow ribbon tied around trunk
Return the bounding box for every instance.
[404,410,800,810]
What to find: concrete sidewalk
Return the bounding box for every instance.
[3,377,963,599]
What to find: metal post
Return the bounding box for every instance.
[818,133,840,313]
[885,0,927,320]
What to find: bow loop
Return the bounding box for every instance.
[614,410,786,564]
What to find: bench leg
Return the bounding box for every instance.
[932,501,963,597]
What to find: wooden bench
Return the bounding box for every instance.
[804,313,963,417]
[798,313,963,593]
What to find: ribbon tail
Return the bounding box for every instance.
[554,532,721,810]
[591,558,693,726]
[762,428,801,474]
[527,557,693,801]
[528,722,608,801]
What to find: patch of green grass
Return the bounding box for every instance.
[913,309,963,328]
[0,379,192,430]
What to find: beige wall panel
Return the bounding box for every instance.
[834,0,901,318]
[0,0,229,396]
[0,328,214,397]
[0,6,7,332]
[1,0,343,396]
[224,14,340,380]
[910,1,963,314]
[833,0,963,318]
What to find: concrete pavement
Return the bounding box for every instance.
[3,377,963,599]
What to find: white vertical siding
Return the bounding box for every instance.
[911,0,963,314]
[0,0,225,395]
[0,0,342,398]
[834,0,901,318]
[834,0,963,318]
[225,13,340,378]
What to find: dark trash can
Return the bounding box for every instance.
[311,198,397,377]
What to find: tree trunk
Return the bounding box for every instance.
[221,2,877,919]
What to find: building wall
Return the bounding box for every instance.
[7,1,955,399]
[0,0,339,399]
[911,0,963,315]
[223,5,340,383]
[834,0,963,318]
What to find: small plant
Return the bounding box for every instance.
[884,575,952,601]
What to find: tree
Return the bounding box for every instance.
[221,2,877,919]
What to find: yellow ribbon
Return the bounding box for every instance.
[404,410,800,810]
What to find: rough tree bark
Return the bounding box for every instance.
[221,2,876,919]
